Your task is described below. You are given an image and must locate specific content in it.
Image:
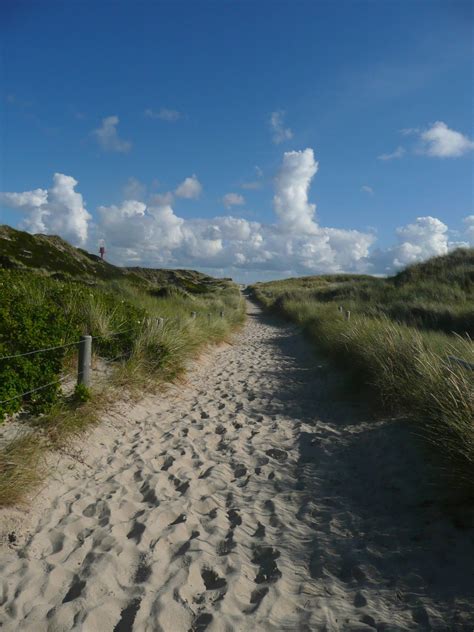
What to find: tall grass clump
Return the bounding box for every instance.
[251,248,474,500]
[0,267,244,506]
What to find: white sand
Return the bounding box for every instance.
[0,299,473,631]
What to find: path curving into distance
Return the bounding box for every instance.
[1,299,473,631]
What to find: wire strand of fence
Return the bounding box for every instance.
[0,374,72,406]
[0,326,142,362]
[0,341,79,362]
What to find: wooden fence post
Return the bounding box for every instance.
[345,310,351,321]
[77,335,92,387]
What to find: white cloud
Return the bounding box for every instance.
[377,146,406,161]
[393,216,449,266]
[223,192,245,209]
[88,148,374,276]
[419,121,474,158]
[3,151,471,281]
[361,185,374,195]
[273,148,319,234]
[93,115,131,153]
[145,108,181,122]
[371,216,451,271]
[0,188,48,209]
[175,174,202,199]
[270,111,293,144]
[0,174,91,244]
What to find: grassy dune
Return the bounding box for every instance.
[251,249,474,501]
[0,228,245,506]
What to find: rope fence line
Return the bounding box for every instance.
[0,309,227,411]
[0,341,79,362]
[0,374,71,406]
[0,327,141,361]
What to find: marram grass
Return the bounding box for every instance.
[251,251,474,501]
[0,276,245,507]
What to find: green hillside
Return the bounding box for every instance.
[253,248,474,337]
[0,224,226,295]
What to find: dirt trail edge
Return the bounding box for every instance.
[1,299,473,632]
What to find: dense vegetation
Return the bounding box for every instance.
[251,248,474,500]
[0,226,244,505]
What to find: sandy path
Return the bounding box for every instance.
[0,299,473,631]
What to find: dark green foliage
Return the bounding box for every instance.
[0,225,239,423]
[0,270,146,421]
[73,383,91,403]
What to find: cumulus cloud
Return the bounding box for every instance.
[3,150,471,280]
[145,108,181,122]
[370,216,451,272]
[418,121,474,158]
[361,185,374,195]
[223,193,245,209]
[0,174,91,244]
[270,111,293,144]
[93,115,131,153]
[175,175,202,199]
[88,148,375,275]
[393,216,449,266]
[381,122,473,160]
[377,146,406,161]
[273,148,319,233]
[0,188,48,209]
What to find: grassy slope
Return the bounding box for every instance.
[0,226,245,506]
[251,249,474,501]
[0,224,223,293]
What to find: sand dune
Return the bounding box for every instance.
[1,300,473,631]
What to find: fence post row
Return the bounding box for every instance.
[77,335,92,388]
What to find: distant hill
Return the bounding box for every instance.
[0,225,228,294]
[392,247,474,290]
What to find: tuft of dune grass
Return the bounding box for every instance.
[0,283,245,507]
[252,284,474,501]
[0,432,47,507]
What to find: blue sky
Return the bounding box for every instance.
[1,0,473,281]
